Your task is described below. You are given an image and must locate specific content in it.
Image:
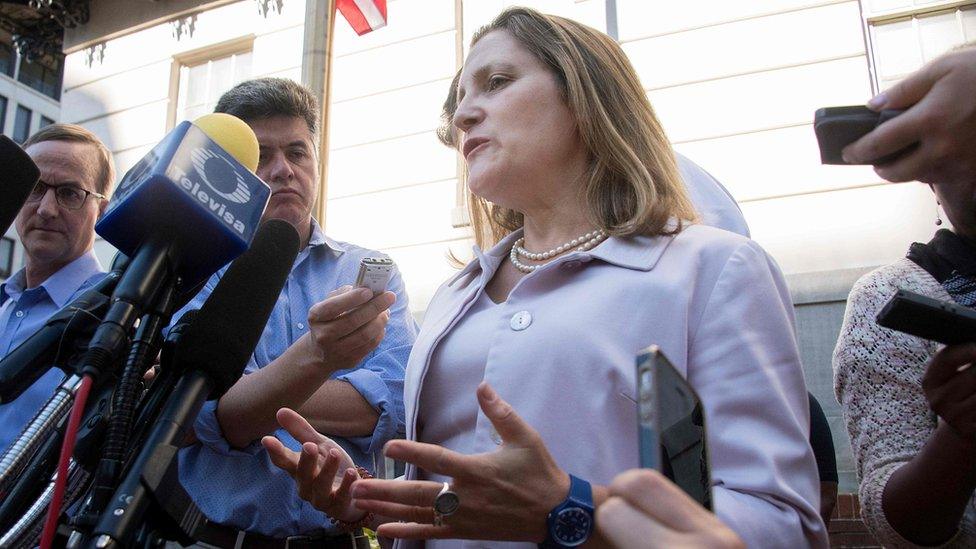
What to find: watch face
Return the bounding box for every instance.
[552,507,593,546]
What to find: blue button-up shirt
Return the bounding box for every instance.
[0,251,105,451]
[177,220,416,537]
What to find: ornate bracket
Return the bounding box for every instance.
[84,41,105,67]
[255,0,284,18]
[171,13,197,41]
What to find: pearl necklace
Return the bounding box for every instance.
[509,229,608,273]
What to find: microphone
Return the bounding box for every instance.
[95,113,269,289]
[79,114,269,381]
[87,219,300,548]
[0,135,41,235]
[173,218,301,397]
[0,255,128,404]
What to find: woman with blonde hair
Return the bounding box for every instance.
[265,7,825,548]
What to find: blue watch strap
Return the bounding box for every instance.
[540,474,595,548]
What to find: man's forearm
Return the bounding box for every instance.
[216,335,333,448]
[883,421,976,545]
[299,380,379,437]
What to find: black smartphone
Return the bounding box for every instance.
[876,289,976,345]
[814,106,908,165]
[636,345,712,509]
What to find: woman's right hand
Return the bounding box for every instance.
[923,343,976,438]
[597,469,744,549]
[262,407,366,523]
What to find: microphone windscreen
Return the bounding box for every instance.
[192,113,260,173]
[0,135,40,235]
[174,219,300,398]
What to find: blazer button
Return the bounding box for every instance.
[510,310,532,331]
[562,260,582,270]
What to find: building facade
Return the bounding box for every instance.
[44,0,976,503]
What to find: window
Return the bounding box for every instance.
[0,95,7,135]
[175,48,252,123]
[39,115,54,128]
[17,53,64,100]
[0,38,14,78]
[13,105,31,143]
[0,237,13,279]
[861,1,976,91]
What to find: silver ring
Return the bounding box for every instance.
[432,482,460,526]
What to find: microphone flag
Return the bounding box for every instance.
[95,121,270,286]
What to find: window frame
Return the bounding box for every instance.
[166,35,255,130]
[859,0,976,92]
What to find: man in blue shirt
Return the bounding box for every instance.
[177,78,416,548]
[0,124,115,451]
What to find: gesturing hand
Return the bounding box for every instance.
[842,45,976,186]
[349,382,570,542]
[303,285,395,374]
[597,469,744,549]
[922,343,976,438]
[262,408,366,523]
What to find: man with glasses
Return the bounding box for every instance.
[0,123,115,451]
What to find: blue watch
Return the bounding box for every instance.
[540,474,594,548]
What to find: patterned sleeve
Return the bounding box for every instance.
[833,260,975,548]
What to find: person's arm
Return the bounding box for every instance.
[687,240,826,547]
[842,43,976,186]
[880,343,976,545]
[833,265,975,546]
[216,287,395,449]
[298,268,415,449]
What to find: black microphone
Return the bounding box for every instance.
[0,135,40,235]
[86,219,300,548]
[173,218,300,397]
[0,255,128,404]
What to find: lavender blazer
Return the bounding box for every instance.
[400,224,827,548]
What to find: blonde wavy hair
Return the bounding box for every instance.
[439,7,697,250]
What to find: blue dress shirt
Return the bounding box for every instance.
[176,220,416,537]
[0,251,105,451]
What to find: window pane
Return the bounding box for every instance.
[16,54,63,100]
[207,56,232,104]
[40,115,54,128]
[233,52,252,83]
[964,6,976,39]
[13,105,31,143]
[0,95,7,135]
[177,49,253,123]
[873,18,924,80]
[0,41,14,78]
[919,11,963,61]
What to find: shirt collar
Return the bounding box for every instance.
[307,218,345,256]
[1,251,104,308]
[447,221,684,285]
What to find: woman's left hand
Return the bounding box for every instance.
[350,382,570,541]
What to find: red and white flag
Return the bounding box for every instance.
[336,0,387,35]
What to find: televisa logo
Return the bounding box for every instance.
[167,152,249,235]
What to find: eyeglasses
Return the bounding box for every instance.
[26,180,106,211]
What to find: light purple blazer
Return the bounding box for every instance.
[401,224,827,548]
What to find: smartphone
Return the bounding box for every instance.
[636,345,712,509]
[876,289,976,345]
[355,257,395,295]
[814,106,908,165]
